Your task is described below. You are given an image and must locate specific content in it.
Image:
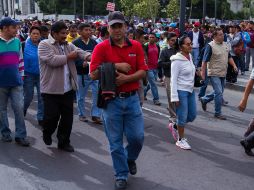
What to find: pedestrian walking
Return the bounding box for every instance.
[170,35,197,150]
[38,21,91,152]
[0,17,30,146]
[90,11,148,189]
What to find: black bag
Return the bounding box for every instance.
[194,71,204,87]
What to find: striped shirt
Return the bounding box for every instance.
[0,36,24,87]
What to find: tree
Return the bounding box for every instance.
[166,0,179,20]
[132,0,160,20]
[119,0,137,17]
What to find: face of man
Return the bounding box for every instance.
[79,27,91,39]
[229,27,235,34]
[214,30,224,43]
[41,31,49,39]
[2,25,18,38]
[30,29,41,43]
[69,27,78,38]
[149,34,156,44]
[52,29,68,44]
[108,23,126,42]
[127,33,134,39]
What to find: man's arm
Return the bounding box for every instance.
[201,44,212,80]
[228,57,238,72]
[115,70,146,86]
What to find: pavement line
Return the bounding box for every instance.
[142,107,170,119]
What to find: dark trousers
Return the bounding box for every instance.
[226,56,239,83]
[42,90,74,146]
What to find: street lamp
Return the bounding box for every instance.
[214,0,217,25]
[203,0,206,24]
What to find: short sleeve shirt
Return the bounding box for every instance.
[250,68,254,80]
[90,38,148,92]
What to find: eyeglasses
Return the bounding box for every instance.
[183,43,193,46]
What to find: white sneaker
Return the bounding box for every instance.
[176,138,191,150]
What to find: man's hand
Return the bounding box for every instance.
[83,61,89,68]
[116,71,129,86]
[85,54,91,61]
[67,51,78,60]
[115,62,131,74]
[233,65,238,73]
[173,101,180,107]
[238,99,247,112]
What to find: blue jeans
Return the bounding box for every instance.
[191,48,200,67]
[76,74,101,117]
[198,70,215,99]
[102,94,144,180]
[0,86,27,138]
[204,76,225,116]
[23,74,44,121]
[144,69,159,101]
[176,90,196,127]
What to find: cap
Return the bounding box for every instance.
[168,23,177,28]
[0,17,21,28]
[137,23,144,28]
[194,22,201,27]
[108,11,125,26]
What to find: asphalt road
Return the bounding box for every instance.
[0,84,254,190]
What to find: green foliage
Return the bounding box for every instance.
[132,0,160,19]
[166,0,179,20]
[119,0,137,17]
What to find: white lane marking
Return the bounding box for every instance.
[142,107,170,119]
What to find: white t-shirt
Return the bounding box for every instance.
[192,31,199,48]
[250,68,254,80]
[60,45,72,93]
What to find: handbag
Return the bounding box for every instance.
[194,70,204,87]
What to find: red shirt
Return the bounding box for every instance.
[147,43,159,70]
[90,38,148,92]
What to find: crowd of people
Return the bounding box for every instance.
[0,12,254,189]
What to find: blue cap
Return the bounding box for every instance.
[168,23,177,28]
[0,17,22,28]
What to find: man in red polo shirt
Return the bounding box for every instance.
[90,11,148,190]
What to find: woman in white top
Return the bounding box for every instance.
[170,35,197,150]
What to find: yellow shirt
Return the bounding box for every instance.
[66,34,80,43]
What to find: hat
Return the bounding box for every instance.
[108,11,125,26]
[137,23,144,28]
[0,17,21,28]
[168,23,177,28]
[194,22,201,27]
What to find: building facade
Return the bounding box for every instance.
[0,0,39,17]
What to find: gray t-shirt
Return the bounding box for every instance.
[250,68,254,80]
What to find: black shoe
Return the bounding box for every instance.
[214,115,227,120]
[240,140,254,156]
[43,132,52,145]
[1,135,12,142]
[58,144,74,152]
[115,179,127,190]
[38,120,44,127]
[128,160,137,175]
[200,98,207,111]
[15,138,30,147]
[92,116,102,125]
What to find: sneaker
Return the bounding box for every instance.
[115,179,127,190]
[176,138,191,150]
[79,116,88,122]
[91,116,102,125]
[154,100,161,106]
[15,138,30,147]
[127,160,137,175]
[214,115,227,120]
[1,135,12,142]
[168,123,178,141]
[200,98,207,111]
[240,139,254,156]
